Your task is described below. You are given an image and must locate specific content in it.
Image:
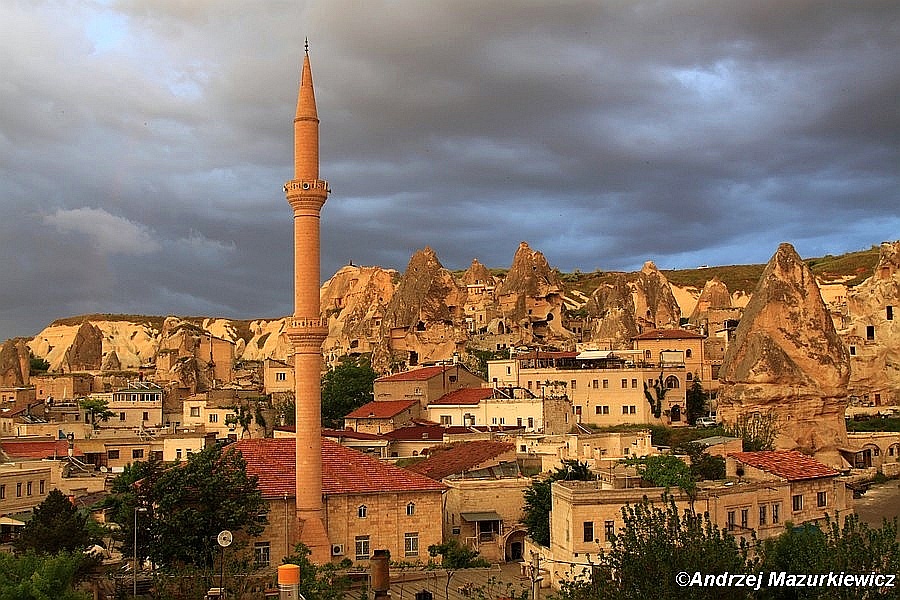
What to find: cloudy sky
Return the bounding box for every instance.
[1,1,898,341]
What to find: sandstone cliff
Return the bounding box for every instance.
[717,243,850,466]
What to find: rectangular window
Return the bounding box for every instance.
[602,379,609,389]
[604,520,614,541]
[792,494,803,512]
[133,449,144,459]
[190,406,200,417]
[583,521,594,543]
[404,532,419,557]
[817,491,827,508]
[108,449,120,460]
[759,505,767,526]
[254,542,271,567]
[772,503,780,524]
[355,536,371,560]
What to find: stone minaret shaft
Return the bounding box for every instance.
[285,48,331,562]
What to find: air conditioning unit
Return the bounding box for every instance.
[331,544,344,556]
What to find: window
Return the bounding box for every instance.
[817,491,827,508]
[759,505,767,526]
[209,413,218,423]
[772,503,780,524]
[108,450,120,460]
[355,536,370,560]
[276,372,287,381]
[604,520,615,541]
[404,532,419,557]
[358,505,368,518]
[727,510,735,531]
[583,521,594,543]
[406,502,416,516]
[740,508,748,530]
[440,415,452,425]
[254,542,271,567]
[133,449,144,459]
[792,494,803,512]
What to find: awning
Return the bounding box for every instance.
[460,511,502,522]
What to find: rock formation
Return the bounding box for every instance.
[717,243,850,466]
[843,241,900,405]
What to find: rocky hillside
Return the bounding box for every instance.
[4,242,889,384]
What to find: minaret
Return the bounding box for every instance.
[285,41,331,562]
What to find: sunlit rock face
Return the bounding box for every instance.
[843,241,900,406]
[718,243,850,466]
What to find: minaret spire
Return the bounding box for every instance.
[285,44,331,563]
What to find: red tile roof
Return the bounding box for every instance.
[632,328,705,340]
[234,438,446,498]
[375,365,453,382]
[429,388,493,406]
[406,441,516,481]
[345,399,419,419]
[0,440,84,459]
[730,450,841,481]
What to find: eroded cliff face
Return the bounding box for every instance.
[718,243,849,466]
[843,241,900,405]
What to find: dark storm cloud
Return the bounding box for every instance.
[1,1,898,340]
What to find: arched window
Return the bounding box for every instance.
[358,505,368,518]
[665,375,680,389]
[406,502,416,516]
[685,349,692,359]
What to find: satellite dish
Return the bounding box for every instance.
[217,530,233,548]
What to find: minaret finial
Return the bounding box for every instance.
[304,37,309,53]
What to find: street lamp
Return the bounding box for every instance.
[134,506,148,597]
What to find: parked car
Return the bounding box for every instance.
[696,416,718,428]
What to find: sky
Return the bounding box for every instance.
[1,1,899,341]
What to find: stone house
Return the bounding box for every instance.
[235,438,446,569]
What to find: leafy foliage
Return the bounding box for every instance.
[106,444,267,571]
[14,489,95,555]
[428,539,490,569]
[282,543,353,600]
[523,460,593,546]
[725,411,781,451]
[0,552,91,600]
[321,355,378,428]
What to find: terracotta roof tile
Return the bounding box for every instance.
[429,388,493,406]
[234,438,445,498]
[730,450,840,481]
[406,440,516,481]
[0,440,84,459]
[375,366,453,382]
[632,328,705,340]
[345,399,418,419]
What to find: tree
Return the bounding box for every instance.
[321,355,377,428]
[685,377,709,425]
[14,489,94,555]
[428,538,490,569]
[282,543,352,600]
[79,397,114,429]
[523,460,593,546]
[107,444,268,570]
[558,495,752,600]
[0,552,91,600]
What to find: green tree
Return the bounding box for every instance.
[321,355,377,428]
[107,444,267,571]
[558,495,752,600]
[0,552,91,600]
[79,397,114,429]
[14,489,95,555]
[523,460,593,546]
[428,539,490,569]
[282,543,352,600]
[685,378,709,425]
